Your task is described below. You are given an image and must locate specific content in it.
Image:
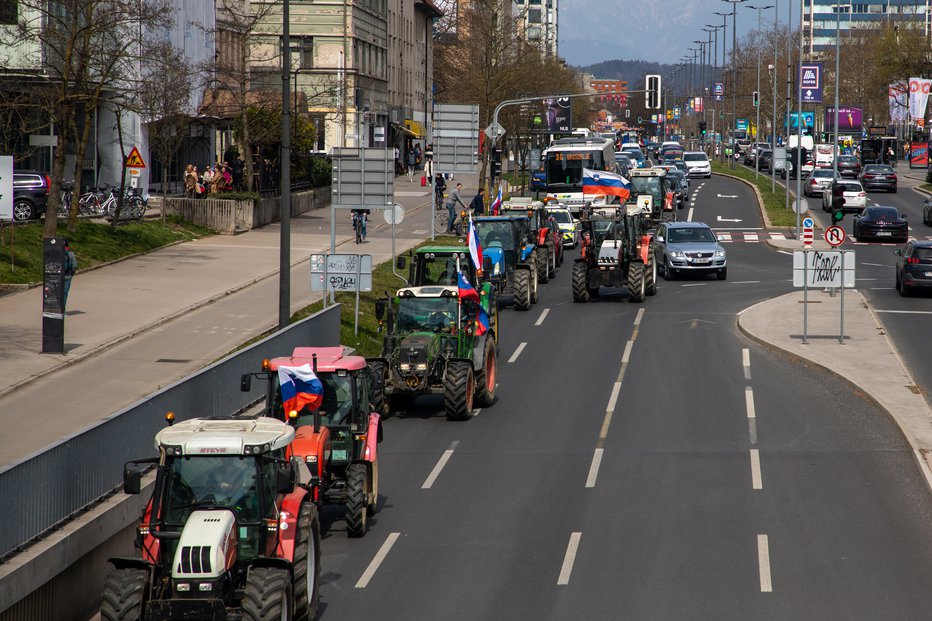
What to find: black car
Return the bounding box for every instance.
[853,206,909,243]
[859,164,897,192]
[667,175,687,210]
[11,170,51,221]
[895,240,932,296]
[757,149,773,172]
[836,155,862,178]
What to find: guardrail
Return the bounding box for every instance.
[0,305,340,561]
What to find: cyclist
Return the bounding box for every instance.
[351,209,369,243]
[434,173,446,207]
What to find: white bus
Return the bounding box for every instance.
[543,136,616,213]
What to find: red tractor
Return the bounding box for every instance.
[242,346,382,538]
[501,198,562,283]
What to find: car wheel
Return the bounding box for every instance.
[717,267,727,281]
[12,199,35,221]
[892,186,897,193]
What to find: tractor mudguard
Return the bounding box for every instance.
[470,333,492,370]
[448,356,475,373]
[107,557,153,571]
[248,556,294,574]
[639,234,652,264]
[519,245,536,262]
[365,413,381,457]
[277,490,308,561]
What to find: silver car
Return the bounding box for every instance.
[652,221,727,280]
[803,169,841,197]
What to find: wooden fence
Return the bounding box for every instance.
[164,187,331,234]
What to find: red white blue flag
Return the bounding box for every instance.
[475,305,490,335]
[490,184,503,215]
[582,168,631,200]
[468,218,483,274]
[278,364,324,414]
[457,271,480,303]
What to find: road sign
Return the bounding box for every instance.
[434,103,479,174]
[0,156,13,220]
[736,118,749,131]
[125,146,146,168]
[803,217,814,228]
[714,82,724,102]
[330,147,394,208]
[799,62,823,103]
[824,225,846,247]
[793,249,855,288]
[483,122,505,141]
[310,253,373,292]
[383,203,405,225]
[793,197,809,215]
[802,216,814,245]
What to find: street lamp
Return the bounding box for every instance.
[714,11,730,164]
[721,0,747,169]
[695,39,705,146]
[705,24,722,156]
[746,4,774,180]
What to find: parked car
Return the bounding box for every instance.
[895,240,932,296]
[652,221,727,280]
[860,164,897,192]
[853,206,909,243]
[11,170,52,221]
[835,155,862,178]
[803,169,840,197]
[821,180,867,213]
[683,151,712,178]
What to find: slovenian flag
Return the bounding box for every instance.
[278,364,324,414]
[490,184,502,215]
[457,271,480,302]
[468,218,483,274]
[475,305,490,335]
[582,168,631,200]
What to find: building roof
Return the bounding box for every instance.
[416,0,443,18]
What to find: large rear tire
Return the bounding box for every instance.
[368,360,388,417]
[513,269,531,311]
[646,255,658,296]
[537,247,549,283]
[101,568,146,621]
[529,252,540,303]
[243,567,292,621]
[572,262,590,303]
[661,210,675,223]
[627,261,646,303]
[294,502,321,621]
[444,360,474,420]
[548,245,557,276]
[345,463,368,538]
[474,337,497,407]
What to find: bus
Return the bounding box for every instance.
[543,136,616,213]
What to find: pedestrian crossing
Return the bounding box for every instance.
[712,230,932,244]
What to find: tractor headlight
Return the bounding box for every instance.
[415,363,428,371]
[176,583,191,592]
[305,455,317,466]
[493,262,501,275]
[400,363,411,371]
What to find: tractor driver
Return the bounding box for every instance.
[206,458,260,521]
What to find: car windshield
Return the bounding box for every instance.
[549,210,572,223]
[396,296,459,334]
[163,456,274,525]
[630,176,662,203]
[868,165,894,173]
[868,207,899,220]
[477,221,515,250]
[684,153,708,162]
[667,227,716,243]
[623,149,644,161]
[272,372,354,426]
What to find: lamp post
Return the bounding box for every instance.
[703,27,716,151]
[695,39,705,147]
[705,25,721,157]
[747,4,774,180]
[722,0,746,169]
[279,0,291,330]
[831,0,841,181]
[715,11,729,162]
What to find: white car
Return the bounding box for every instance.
[683,151,711,178]
[821,180,868,213]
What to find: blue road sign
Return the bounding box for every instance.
[799,63,823,104]
[714,81,724,102]
[803,217,814,228]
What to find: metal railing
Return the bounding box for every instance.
[0,305,340,561]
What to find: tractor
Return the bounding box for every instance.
[474,215,540,311]
[371,281,497,419]
[104,414,320,621]
[627,168,676,226]
[241,346,382,538]
[397,247,499,344]
[500,198,562,282]
[572,203,658,303]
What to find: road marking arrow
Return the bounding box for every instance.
[717,215,742,223]
[717,193,738,198]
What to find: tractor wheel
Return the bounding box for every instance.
[627,261,646,303]
[444,360,474,420]
[572,262,590,303]
[513,269,531,311]
[368,360,388,417]
[243,567,292,621]
[101,568,147,621]
[368,459,380,515]
[474,337,497,407]
[646,254,658,296]
[537,247,549,283]
[529,252,539,303]
[293,502,321,621]
[548,245,557,277]
[661,210,675,223]
[345,463,368,538]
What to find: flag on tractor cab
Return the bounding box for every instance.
[278,364,324,414]
[457,271,480,302]
[582,168,631,200]
[490,184,503,215]
[468,218,483,274]
[475,305,490,336]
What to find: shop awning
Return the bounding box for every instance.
[404,119,426,138]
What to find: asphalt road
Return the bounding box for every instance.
[313,174,932,619]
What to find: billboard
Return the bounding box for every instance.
[798,62,823,103]
[786,111,815,130]
[824,107,863,131]
[532,97,572,133]
[736,118,749,131]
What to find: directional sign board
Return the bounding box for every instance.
[793,249,855,288]
[310,253,373,292]
[824,225,846,247]
[330,147,394,209]
[434,103,480,174]
[799,62,823,104]
[0,156,12,220]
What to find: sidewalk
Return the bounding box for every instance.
[0,173,479,465]
[740,237,932,487]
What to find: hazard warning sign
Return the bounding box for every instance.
[125,146,146,168]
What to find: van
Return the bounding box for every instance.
[814,143,835,168]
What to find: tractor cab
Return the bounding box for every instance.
[628,168,675,225]
[475,215,539,310]
[501,198,560,279]
[404,247,477,287]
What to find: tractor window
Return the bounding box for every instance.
[591,220,613,245]
[273,373,354,427]
[418,256,459,286]
[355,370,369,422]
[396,296,459,334]
[163,456,264,525]
[630,176,662,204]
[476,221,516,250]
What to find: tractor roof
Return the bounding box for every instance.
[155,416,295,456]
[269,346,367,372]
[396,285,459,298]
[476,215,528,223]
[415,247,470,256]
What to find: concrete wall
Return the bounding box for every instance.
[165,187,332,234]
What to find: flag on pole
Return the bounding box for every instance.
[468,218,483,274]
[475,305,490,335]
[582,168,631,200]
[490,184,503,215]
[278,364,324,414]
[457,271,480,302]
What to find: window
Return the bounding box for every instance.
[295,36,313,70]
[0,1,16,25]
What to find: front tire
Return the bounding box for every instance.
[474,337,496,407]
[101,568,146,621]
[242,567,292,621]
[444,360,474,420]
[537,247,549,283]
[572,262,590,302]
[368,360,388,417]
[627,261,646,303]
[717,267,728,281]
[513,269,531,310]
[661,210,674,223]
[294,502,321,621]
[663,258,676,280]
[645,255,658,296]
[345,463,368,538]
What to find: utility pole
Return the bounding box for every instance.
[706,24,721,158]
[747,4,774,180]
[785,0,792,212]
[279,0,291,330]
[715,11,729,163]
[795,0,803,239]
[832,0,841,181]
[722,0,746,169]
[771,2,778,193]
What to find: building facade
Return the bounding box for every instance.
[514,0,558,57]
[803,0,932,55]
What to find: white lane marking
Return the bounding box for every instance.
[748,418,758,445]
[758,534,773,592]
[862,262,890,267]
[870,287,896,290]
[732,280,761,284]
[557,532,583,585]
[742,348,751,380]
[770,232,786,240]
[634,308,645,326]
[472,408,482,417]
[681,283,708,287]
[750,449,763,490]
[535,308,550,326]
[687,207,695,222]
[875,310,932,315]
[606,381,623,412]
[712,227,763,230]
[422,442,458,489]
[745,387,756,419]
[355,532,401,588]
[745,233,760,243]
[778,250,793,255]
[855,278,878,281]
[621,339,635,364]
[508,342,527,363]
[585,448,604,488]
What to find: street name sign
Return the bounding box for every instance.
[793,249,855,288]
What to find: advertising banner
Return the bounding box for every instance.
[798,62,823,103]
[824,107,863,131]
[736,118,749,131]
[910,142,928,169]
[889,82,908,122]
[534,97,572,133]
[908,77,932,122]
[714,82,724,102]
[693,97,704,112]
[673,106,681,120]
[786,111,815,130]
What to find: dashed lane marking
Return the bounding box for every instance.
[875,309,932,314]
[758,534,773,592]
[687,207,695,221]
[742,348,751,380]
[508,342,527,363]
[355,532,401,588]
[557,532,582,585]
[745,387,757,420]
[421,441,458,489]
[585,449,604,488]
[535,308,550,326]
[750,449,763,490]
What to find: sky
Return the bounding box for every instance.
[558,0,800,67]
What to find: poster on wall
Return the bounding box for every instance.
[910,142,928,169]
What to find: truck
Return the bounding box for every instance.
[543,136,616,214]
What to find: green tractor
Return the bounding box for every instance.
[370,277,497,420]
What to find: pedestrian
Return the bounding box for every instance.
[232,156,244,191]
[407,147,416,182]
[445,182,467,233]
[63,241,77,310]
[414,143,422,169]
[424,143,433,162]
[183,164,197,197]
[424,157,433,185]
[887,146,896,167]
[434,173,446,206]
[470,188,485,216]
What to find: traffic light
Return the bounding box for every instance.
[490,148,502,180]
[699,121,707,136]
[831,182,846,222]
[646,74,661,110]
[752,91,759,108]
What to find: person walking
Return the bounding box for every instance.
[63,241,77,310]
[445,183,467,233]
[406,147,416,182]
[470,188,486,216]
